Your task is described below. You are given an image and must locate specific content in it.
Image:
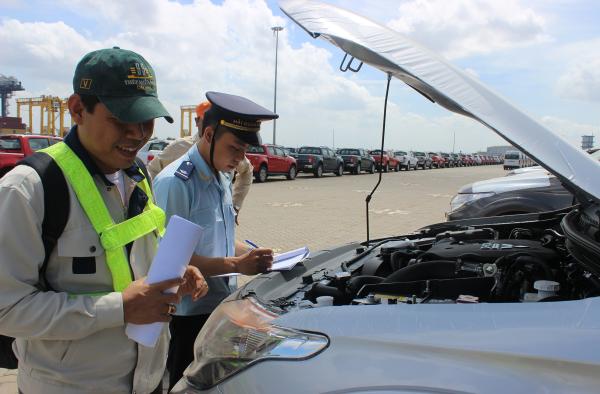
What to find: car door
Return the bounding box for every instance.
[266,146,280,173]
[274,147,288,173]
[360,149,369,170]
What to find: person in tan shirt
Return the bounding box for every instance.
[148,102,253,223]
[0,47,207,394]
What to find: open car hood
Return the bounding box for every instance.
[280,0,600,203]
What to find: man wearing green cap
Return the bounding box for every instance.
[0,47,208,394]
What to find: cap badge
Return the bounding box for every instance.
[80,79,92,89]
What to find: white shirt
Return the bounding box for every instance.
[105,170,127,206]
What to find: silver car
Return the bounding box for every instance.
[447,170,574,220]
[172,2,600,393]
[394,150,418,170]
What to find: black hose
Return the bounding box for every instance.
[347,276,384,295]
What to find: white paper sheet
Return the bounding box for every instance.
[125,215,203,347]
[270,246,310,271]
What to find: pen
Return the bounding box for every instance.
[244,239,259,249]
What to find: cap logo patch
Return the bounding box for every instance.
[124,62,155,91]
[80,78,92,89]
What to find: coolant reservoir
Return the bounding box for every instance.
[523,280,560,302]
[534,280,560,299]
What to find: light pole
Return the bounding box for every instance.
[452,130,456,153]
[271,26,283,145]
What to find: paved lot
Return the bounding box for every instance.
[237,165,505,253]
[0,164,505,393]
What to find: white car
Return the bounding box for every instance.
[393,150,418,170]
[136,138,173,165]
[172,2,600,393]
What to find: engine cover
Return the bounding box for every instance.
[421,239,559,265]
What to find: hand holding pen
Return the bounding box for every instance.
[233,240,273,274]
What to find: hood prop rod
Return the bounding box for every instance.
[366,73,392,245]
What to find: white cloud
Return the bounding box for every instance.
[0,19,98,86]
[555,39,600,102]
[387,0,550,59]
[1,0,595,155]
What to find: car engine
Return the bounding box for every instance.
[288,225,600,308]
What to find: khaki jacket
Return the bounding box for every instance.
[0,165,168,394]
[147,135,253,208]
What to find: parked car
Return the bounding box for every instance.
[284,147,298,159]
[413,151,432,169]
[336,148,376,174]
[246,144,297,182]
[427,151,444,168]
[450,153,462,166]
[447,170,574,220]
[450,150,600,220]
[0,134,62,177]
[438,152,454,167]
[393,150,417,170]
[137,138,173,165]
[296,146,344,177]
[368,149,391,172]
[504,150,534,170]
[172,3,600,393]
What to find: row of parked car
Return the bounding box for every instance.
[247,144,502,182]
[136,137,508,184]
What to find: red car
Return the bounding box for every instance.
[427,152,445,168]
[246,144,297,182]
[369,149,401,172]
[0,134,62,178]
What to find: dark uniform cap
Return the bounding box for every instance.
[73,47,173,124]
[205,91,278,146]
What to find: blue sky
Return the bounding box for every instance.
[1,0,599,152]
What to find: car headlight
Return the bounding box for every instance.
[449,192,495,212]
[182,297,329,389]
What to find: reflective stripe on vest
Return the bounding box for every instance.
[41,142,166,292]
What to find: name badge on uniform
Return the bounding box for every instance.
[175,161,195,181]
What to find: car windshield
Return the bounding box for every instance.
[0,138,21,151]
[370,150,383,155]
[247,145,265,154]
[394,151,406,156]
[505,152,520,159]
[148,141,168,151]
[338,149,359,155]
[28,138,50,151]
[299,147,321,154]
[414,152,425,156]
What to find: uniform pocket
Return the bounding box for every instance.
[58,228,103,275]
[57,227,102,258]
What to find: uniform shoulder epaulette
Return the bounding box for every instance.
[174,160,195,181]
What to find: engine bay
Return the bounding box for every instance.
[276,220,600,311]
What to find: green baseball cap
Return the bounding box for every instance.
[73,47,173,123]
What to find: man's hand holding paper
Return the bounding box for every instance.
[179,265,209,301]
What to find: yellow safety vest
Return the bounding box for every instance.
[41,142,166,292]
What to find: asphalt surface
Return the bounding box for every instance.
[0,164,506,393]
[236,165,506,254]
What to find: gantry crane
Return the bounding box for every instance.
[0,75,24,118]
[180,105,196,137]
[16,96,71,136]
